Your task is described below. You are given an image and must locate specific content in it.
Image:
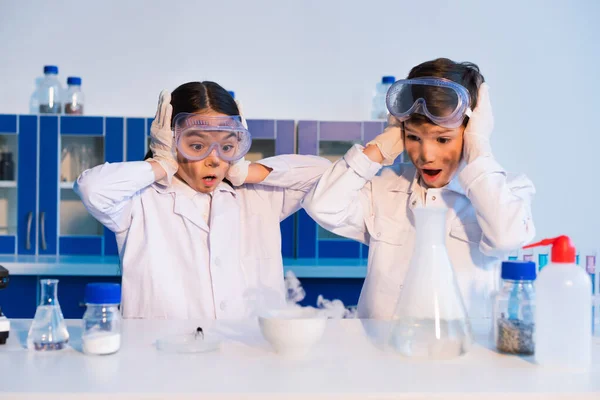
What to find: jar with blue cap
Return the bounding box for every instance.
[37,65,63,114]
[82,283,122,355]
[493,260,536,355]
[64,76,84,115]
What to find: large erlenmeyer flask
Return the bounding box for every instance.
[389,207,472,359]
[27,279,70,350]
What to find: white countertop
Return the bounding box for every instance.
[1,318,599,399]
[0,255,368,278]
[0,255,122,276]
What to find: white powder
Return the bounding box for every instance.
[82,332,121,355]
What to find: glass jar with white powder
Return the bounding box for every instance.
[82,283,122,355]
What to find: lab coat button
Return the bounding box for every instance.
[376,232,381,238]
[432,196,436,201]
[411,201,416,206]
[214,257,221,267]
[220,301,227,311]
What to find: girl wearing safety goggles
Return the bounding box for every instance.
[303,58,536,321]
[75,81,330,319]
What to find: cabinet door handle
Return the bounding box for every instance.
[25,211,33,250]
[40,212,47,251]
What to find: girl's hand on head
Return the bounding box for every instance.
[148,89,178,185]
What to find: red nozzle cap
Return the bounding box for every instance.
[523,235,575,263]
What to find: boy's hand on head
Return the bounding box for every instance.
[463,83,494,163]
[365,115,404,165]
[149,89,178,185]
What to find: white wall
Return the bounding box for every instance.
[1,0,599,251]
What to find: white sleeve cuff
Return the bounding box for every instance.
[344,144,382,181]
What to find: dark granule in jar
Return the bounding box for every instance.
[65,103,83,115]
[39,104,62,114]
[497,317,535,355]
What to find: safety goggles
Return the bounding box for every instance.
[386,77,472,128]
[173,113,252,162]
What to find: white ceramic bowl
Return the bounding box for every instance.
[258,307,327,358]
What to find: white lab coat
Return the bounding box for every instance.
[302,145,536,320]
[75,155,331,320]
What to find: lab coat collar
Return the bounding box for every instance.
[388,163,417,193]
[152,177,236,232]
[445,160,467,196]
[152,176,237,198]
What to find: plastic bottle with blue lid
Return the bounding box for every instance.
[371,76,395,120]
[37,65,63,114]
[493,260,536,354]
[82,283,122,355]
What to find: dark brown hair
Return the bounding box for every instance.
[144,81,239,160]
[405,58,484,126]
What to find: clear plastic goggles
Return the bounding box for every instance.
[173,113,252,162]
[386,77,472,128]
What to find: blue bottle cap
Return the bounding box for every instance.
[228,90,235,99]
[382,76,396,84]
[67,76,82,86]
[501,261,537,281]
[85,283,121,304]
[44,65,59,75]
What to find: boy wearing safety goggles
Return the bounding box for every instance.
[75,81,330,319]
[303,58,536,320]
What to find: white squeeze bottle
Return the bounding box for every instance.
[524,235,592,369]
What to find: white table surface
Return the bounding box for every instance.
[0,318,599,399]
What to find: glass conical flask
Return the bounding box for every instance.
[27,279,69,350]
[389,207,473,359]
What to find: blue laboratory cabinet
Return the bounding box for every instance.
[0,114,124,257]
[296,120,386,259]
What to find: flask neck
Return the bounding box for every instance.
[40,279,59,306]
[414,207,447,246]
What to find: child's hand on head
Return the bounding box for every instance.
[366,114,404,165]
[463,83,494,163]
[149,89,178,185]
[226,157,251,186]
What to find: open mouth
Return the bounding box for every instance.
[202,175,218,186]
[421,169,442,183]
